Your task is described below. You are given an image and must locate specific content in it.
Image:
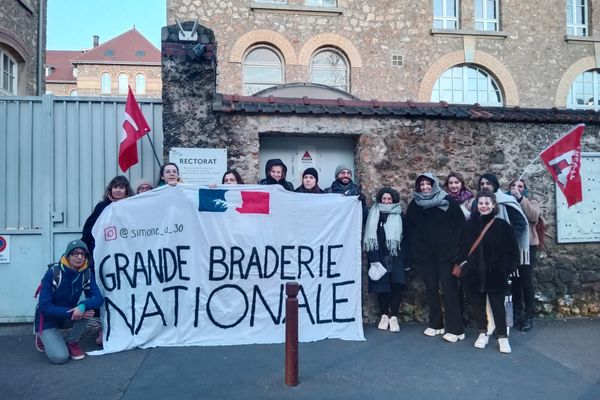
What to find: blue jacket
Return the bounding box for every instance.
[34,256,104,332]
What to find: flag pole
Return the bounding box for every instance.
[517,155,539,182]
[145,134,163,169]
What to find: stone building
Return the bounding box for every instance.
[167,0,600,110]
[0,0,46,95]
[46,28,161,97]
[161,21,600,321]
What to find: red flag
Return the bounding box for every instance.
[119,87,151,172]
[539,124,584,207]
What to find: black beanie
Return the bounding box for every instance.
[479,173,500,192]
[302,167,319,182]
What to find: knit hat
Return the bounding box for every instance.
[302,167,319,182]
[64,239,88,257]
[479,173,500,192]
[335,164,352,178]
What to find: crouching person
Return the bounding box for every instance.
[34,240,104,364]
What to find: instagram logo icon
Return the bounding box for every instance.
[104,226,117,241]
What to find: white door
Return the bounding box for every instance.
[259,137,355,190]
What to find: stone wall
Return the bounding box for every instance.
[0,0,45,95]
[162,23,600,322]
[167,0,598,108]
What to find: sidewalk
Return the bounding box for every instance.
[1,318,599,400]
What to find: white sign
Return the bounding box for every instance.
[0,235,9,263]
[169,147,227,185]
[557,153,600,243]
[91,185,364,354]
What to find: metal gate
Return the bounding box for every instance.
[0,95,163,322]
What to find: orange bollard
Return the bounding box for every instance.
[285,282,299,386]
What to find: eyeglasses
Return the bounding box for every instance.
[70,251,88,257]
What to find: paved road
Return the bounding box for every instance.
[1,318,599,400]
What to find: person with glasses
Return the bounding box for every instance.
[135,179,154,194]
[34,240,104,363]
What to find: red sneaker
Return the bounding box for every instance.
[35,335,45,352]
[67,341,85,360]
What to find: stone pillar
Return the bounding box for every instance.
[161,22,218,156]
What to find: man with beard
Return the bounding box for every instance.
[325,165,367,220]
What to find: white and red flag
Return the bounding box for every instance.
[539,124,584,207]
[118,87,151,172]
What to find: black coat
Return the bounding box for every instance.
[367,214,407,293]
[81,198,112,257]
[259,178,294,191]
[404,196,465,266]
[455,214,519,293]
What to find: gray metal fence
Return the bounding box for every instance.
[0,95,163,322]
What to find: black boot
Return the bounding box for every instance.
[513,309,525,330]
[521,318,533,332]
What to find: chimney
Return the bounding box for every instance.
[93,35,99,48]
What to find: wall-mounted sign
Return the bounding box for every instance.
[169,147,227,185]
[0,235,10,263]
[556,153,600,243]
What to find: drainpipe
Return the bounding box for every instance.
[37,0,45,95]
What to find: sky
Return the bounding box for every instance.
[47,0,167,50]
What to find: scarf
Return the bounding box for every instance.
[495,190,530,265]
[363,203,403,256]
[413,173,449,211]
[329,179,360,196]
[448,189,473,203]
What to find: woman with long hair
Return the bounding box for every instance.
[81,175,133,258]
[157,162,182,186]
[222,169,245,184]
[364,187,405,332]
[444,172,474,219]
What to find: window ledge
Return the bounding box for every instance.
[565,35,600,43]
[431,29,508,39]
[250,3,343,16]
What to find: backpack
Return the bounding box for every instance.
[34,263,91,298]
[33,263,92,335]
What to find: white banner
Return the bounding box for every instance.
[91,184,364,354]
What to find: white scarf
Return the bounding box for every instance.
[495,190,530,265]
[363,203,403,256]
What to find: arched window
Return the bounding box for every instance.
[69,89,78,96]
[101,72,111,94]
[118,73,128,94]
[310,48,349,92]
[567,69,600,109]
[431,64,503,106]
[1,50,18,95]
[135,73,146,95]
[243,46,284,95]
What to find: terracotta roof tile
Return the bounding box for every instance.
[45,50,82,83]
[72,28,160,65]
